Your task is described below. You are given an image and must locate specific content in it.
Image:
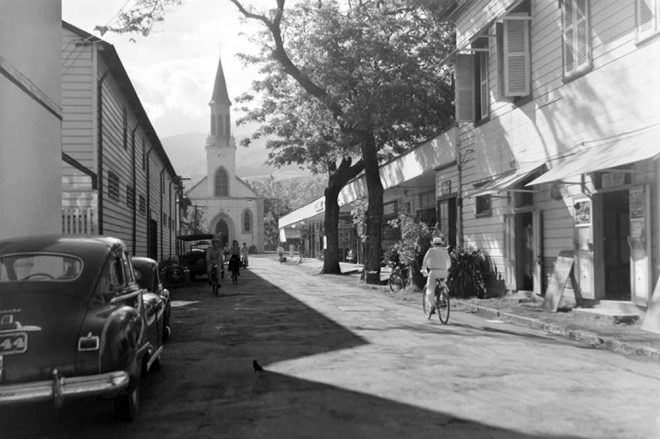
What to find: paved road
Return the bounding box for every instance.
[4,255,660,438]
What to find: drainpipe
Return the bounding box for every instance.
[146,143,155,258]
[96,71,109,235]
[159,167,165,260]
[455,124,463,248]
[168,178,176,258]
[131,122,141,254]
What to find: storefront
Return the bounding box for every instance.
[528,128,659,306]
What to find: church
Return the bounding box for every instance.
[185,56,264,252]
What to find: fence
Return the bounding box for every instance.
[62,207,96,235]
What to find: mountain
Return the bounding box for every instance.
[160,132,311,186]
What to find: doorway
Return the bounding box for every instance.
[515,212,534,291]
[601,190,630,300]
[215,219,229,247]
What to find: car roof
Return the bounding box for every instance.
[0,234,126,259]
[131,256,158,268]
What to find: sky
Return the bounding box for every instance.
[62,0,264,142]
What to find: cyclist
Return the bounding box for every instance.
[240,242,249,268]
[420,234,451,312]
[206,238,224,287]
[228,240,241,279]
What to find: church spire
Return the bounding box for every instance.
[210,55,231,106]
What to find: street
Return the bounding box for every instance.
[3,255,660,438]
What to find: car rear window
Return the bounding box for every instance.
[0,253,83,282]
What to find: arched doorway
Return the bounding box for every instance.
[215,219,229,247]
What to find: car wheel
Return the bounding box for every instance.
[114,376,140,422]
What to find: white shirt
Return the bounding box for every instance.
[421,246,451,278]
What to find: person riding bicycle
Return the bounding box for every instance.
[420,234,451,309]
[228,240,241,277]
[240,242,249,268]
[206,238,224,287]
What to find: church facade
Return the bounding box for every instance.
[185,56,264,251]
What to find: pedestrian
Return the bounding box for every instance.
[206,238,224,286]
[240,242,249,268]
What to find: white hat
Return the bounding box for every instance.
[432,236,444,245]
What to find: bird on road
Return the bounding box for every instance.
[253,360,264,373]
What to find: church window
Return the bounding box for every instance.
[217,115,223,137]
[211,114,216,135]
[215,167,229,196]
[243,209,252,233]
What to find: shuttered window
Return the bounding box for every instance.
[562,0,591,78]
[455,54,475,122]
[108,171,120,201]
[638,0,659,39]
[503,16,531,97]
[479,51,490,119]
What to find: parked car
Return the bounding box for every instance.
[0,235,166,421]
[177,234,214,281]
[131,256,172,341]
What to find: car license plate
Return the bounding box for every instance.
[0,332,27,355]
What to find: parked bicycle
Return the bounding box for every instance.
[422,278,450,324]
[387,264,409,293]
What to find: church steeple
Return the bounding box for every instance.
[209,54,232,145]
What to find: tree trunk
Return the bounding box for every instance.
[322,185,341,274]
[361,133,384,285]
[322,157,364,275]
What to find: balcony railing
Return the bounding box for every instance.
[62,207,96,235]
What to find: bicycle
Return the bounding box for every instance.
[229,255,240,285]
[422,278,450,324]
[387,264,409,293]
[210,263,221,296]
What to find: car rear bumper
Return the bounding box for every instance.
[0,370,129,406]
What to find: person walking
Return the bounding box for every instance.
[206,238,224,286]
[240,242,249,268]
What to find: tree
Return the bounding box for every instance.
[228,0,455,283]
[236,73,364,274]
[98,0,455,284]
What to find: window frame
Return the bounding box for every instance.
[242,209,252,233]
[637,0,659,41]
[562,0,592,80]
[108,170,120,201]
[475,194,493,217]
[214,167,229,197]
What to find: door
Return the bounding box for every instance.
[629,185,651,306]
[532,210,544,296]
[516,212,534,291]
[215,219,229,247]
[602,190,630,300]
[574,198,595,299]
[504,214,516,290]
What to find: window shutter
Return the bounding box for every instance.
[479,52,489,119]
[638,0,658,38]
[503,17,530,97]
[563,0,591,76]
[455,54,475,122]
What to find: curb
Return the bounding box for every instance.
[455,300,660,361]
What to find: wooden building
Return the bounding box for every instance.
[450,0,660,307]
[61,22,179,261]
[0,1,62,240]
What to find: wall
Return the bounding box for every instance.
[0,1,62,240]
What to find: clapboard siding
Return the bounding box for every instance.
[60,23,178,257]
[453,0,660,288]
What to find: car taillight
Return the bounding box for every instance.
[78,332,100,351]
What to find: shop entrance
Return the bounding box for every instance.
[601,190,630,300]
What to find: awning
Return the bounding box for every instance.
[467,162,546,198]
[527,127,660,186]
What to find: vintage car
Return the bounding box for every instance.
[0,235,166,421]
[131,256,172,341]
[176,233,214,281]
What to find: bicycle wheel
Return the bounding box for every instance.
[232,268,239,285]
[212,281,219,296]
[422,289,434,319]
[436,286,450,324]
[388,273,405,293]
